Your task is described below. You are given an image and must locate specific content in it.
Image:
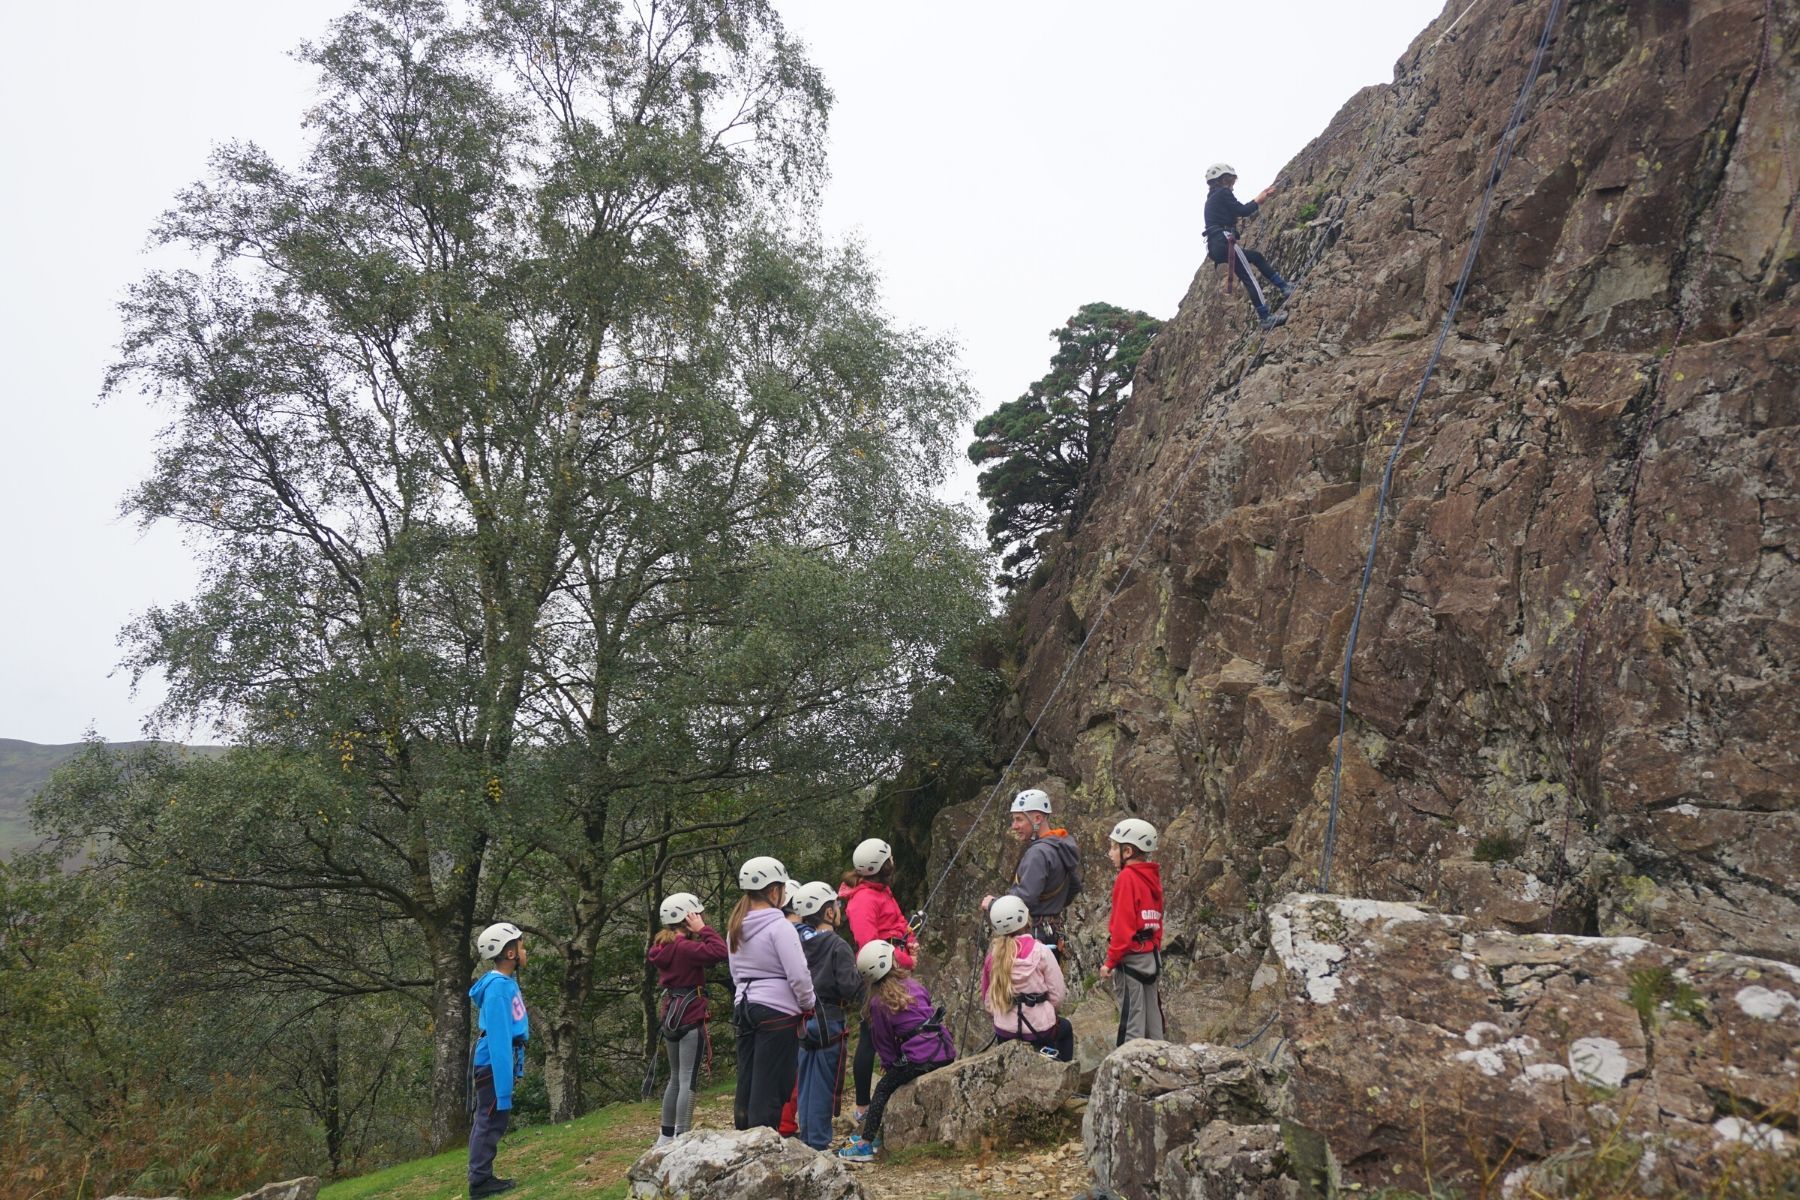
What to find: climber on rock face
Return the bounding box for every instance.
[981,788,1083,961]
[1203,162,1294,331]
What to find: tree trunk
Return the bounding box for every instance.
[322,1012,344,1177]
[542,1010,583,1120]
[544,865,606,1121]
[428,941,475,1151]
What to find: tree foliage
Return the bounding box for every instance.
[967,301,1163,590]
[69,0,990,1153]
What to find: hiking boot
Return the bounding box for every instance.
[837,1136,878,1163]
[1260,312,1288,330]
[470,1179,516,1199]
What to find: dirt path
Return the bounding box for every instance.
[857,1139,1090,1200]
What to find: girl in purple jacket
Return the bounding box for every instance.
[726,856,816,1131]
[648,892,729,1146]
[838,941,955,1162]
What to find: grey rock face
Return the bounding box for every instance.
[1083,1039,1286,1200]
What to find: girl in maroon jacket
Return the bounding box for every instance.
[648,891,729,1145]
[1099,819,1164,1044]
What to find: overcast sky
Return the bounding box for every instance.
[0,0,1446,745]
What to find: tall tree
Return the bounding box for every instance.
[95,0,984,1140]
[968,301,1163,589]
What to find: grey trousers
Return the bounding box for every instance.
[661,1026,703,1132]
[1117,952,1164,1043]
[468,1068,511,1185]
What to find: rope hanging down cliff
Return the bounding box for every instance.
[1317,0,1568,894]
[1545,0,1797,927]
[915,6,1483,932]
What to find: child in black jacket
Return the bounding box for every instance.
[1203,163,1293,329]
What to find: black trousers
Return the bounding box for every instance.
[734,1004,800,1131]
[861,1060,940,1141]
[852,1020,877,1106]
[468,1067,511,1186]
[998,1015,1075,1063]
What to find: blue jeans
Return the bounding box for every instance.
[795,1014,846,1150]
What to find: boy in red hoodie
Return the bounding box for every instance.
[1098,818,1164,1044]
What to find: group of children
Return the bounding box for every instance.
[461,802,1166,1193]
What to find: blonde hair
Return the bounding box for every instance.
[652,926,682,947]
[985,932,1019,1014]
[871,966,918,1015]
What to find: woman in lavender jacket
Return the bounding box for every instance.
[726,856,817,1131]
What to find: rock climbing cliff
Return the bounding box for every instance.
[921,0,1799,1043]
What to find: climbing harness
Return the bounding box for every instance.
[1225,233,1271,314]
[1319,0,1569,894]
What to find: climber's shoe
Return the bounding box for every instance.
[1260,312,1289,330]
[470,1179,516,1199]
[837,1136,878,1163]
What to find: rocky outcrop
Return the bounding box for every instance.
[1272,894,1800,1193]
[628,1128,866,1200]
[879,1039,1082,1152]
[1083,1040,1291,1200]
[920,0,1800,1056]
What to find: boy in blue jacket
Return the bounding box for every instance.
[469,921,530,1198]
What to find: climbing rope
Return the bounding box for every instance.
[1318,0,1569,893]
[1545,0,1795,927]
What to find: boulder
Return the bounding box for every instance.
[102,1181,319,1200]
[879,1039,1082,1152]
[234,1182,320,1200]
[1068,990,1120,1085]
[1272,894,1800,1194]
[1083,1039,1286,1200]
[628,1128,867,1200]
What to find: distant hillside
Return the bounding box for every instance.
[0,738,223,857]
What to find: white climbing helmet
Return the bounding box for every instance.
[790,881,839,918]
[988,895,1031,937]
[476,921,523,960]
[853,837,893,876]
[1205,162,1238,182]
[1010,788,1052,815]
[738,855,791,892]
[658,892,703,926]
[856,940,897,983]
[1109,818,1159,853]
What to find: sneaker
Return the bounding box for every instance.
[653,1133,673,1149]
[470,1179,516,1199]
[1278,281,1296,300]
[1260,312,1288,330]
[852,1105,868,1124]
[837,1136,878,1163]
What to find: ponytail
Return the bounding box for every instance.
[985,933,1017,1014]
[727,896,752,951]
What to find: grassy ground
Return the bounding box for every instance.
[319,1082,735,1200]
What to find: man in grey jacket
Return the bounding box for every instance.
[982,788,1082,958]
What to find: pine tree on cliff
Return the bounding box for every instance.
[968,302,1162,590]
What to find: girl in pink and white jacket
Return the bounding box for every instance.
[981,895,1074,1062]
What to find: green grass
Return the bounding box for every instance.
[320,1081,736,1200]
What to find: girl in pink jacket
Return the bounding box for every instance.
[981,895,1074,1062]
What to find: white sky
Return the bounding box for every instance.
[0,0,1446,744]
